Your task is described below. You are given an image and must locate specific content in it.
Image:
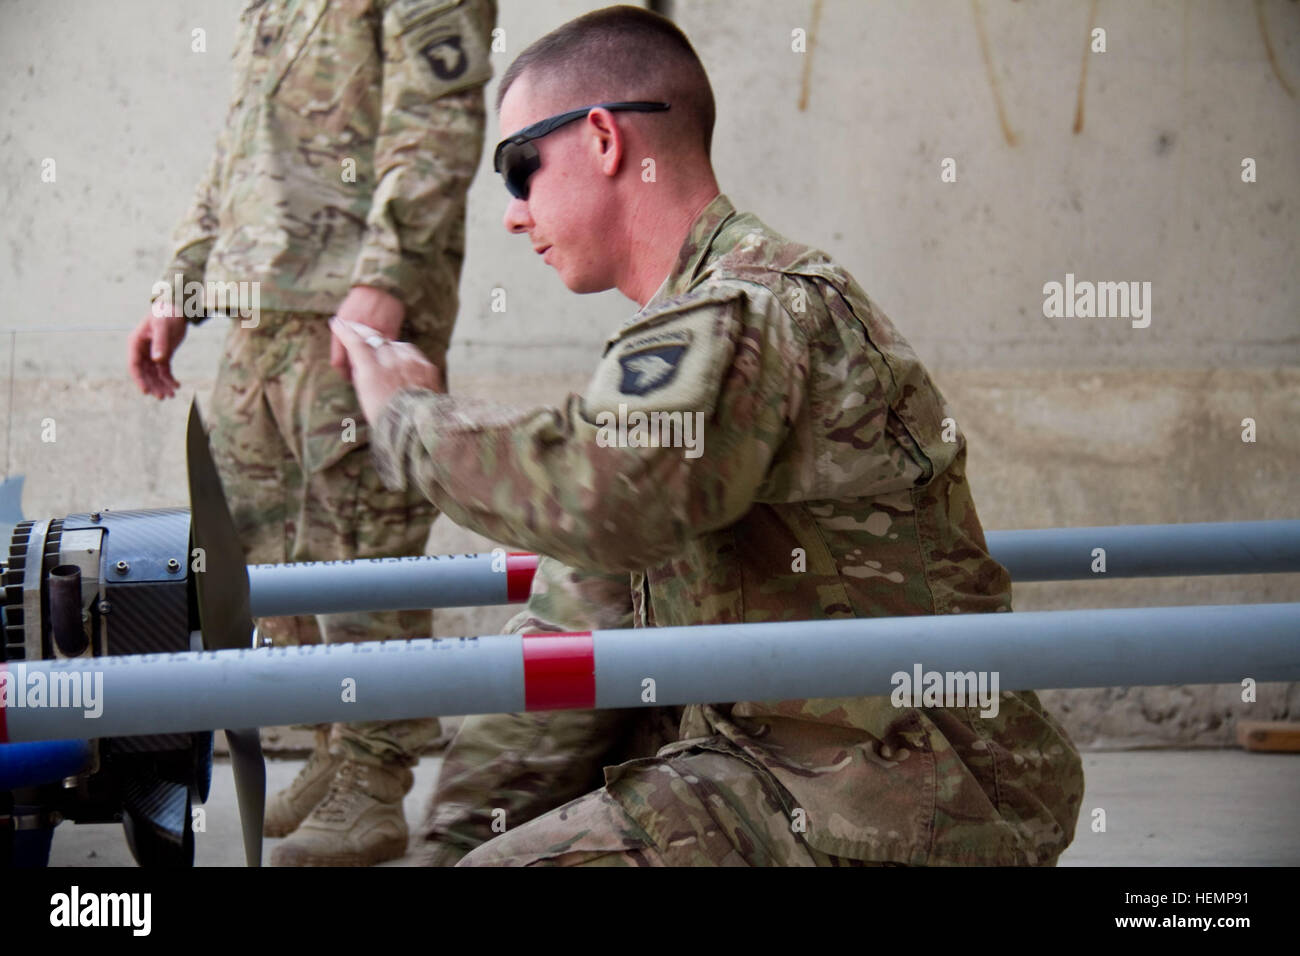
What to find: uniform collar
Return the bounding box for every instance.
[629,193,738,322]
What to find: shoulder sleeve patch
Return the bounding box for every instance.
[584,295,741,417]
[391,0,459,31]
[391,0,492,94]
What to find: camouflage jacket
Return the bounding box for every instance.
[373,194,1084,865]
[159,0,495,360]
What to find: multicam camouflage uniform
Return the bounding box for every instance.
[411,556,680,865]
[374,194,1085,866]
[157,0,495,768]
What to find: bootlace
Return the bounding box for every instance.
[292,745,336,785]
[313,762,369,823]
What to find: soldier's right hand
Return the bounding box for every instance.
[127,306,188,400]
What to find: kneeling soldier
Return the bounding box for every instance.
[335,5,1084,866]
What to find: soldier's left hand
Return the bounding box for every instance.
[331,285,406,383]
[330,317,445,424]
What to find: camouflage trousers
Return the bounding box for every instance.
[457,742,899,866]
[413,556,680,865]
[207,310,440,767]
[413,706,680,865]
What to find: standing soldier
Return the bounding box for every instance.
[126,0,497,867]
[336,5,1084,866]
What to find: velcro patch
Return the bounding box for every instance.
[586,299,739,416]
[392,0,458,32]
[394,0,489,93]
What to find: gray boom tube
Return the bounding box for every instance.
[247,553,510,617]
[244,521,1300,617]
[2,603,1296,742]
[986,520,1300,581]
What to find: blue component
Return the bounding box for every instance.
[0,739,93,790]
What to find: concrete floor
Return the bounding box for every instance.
[42,749,1300,867]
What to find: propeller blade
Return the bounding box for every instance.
[185,400,253,651]
[186,401,265,865]
[224,728,266,867]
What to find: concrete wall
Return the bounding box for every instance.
[1,0,1297,746]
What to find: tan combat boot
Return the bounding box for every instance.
[269,759,414,866]
[264,726,341,838]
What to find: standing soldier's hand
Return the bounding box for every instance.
[331,285,406,383]
[329,317,443,425]
[127,305,188,399]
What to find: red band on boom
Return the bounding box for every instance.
[522,632,595,710]
[506,553,538,603]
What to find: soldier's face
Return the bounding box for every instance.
[499,77,619,295]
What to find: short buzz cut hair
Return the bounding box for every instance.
[496,5,717,157]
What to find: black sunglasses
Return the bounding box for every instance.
[493,101,670,200]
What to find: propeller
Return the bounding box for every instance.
[186,400,265,866]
